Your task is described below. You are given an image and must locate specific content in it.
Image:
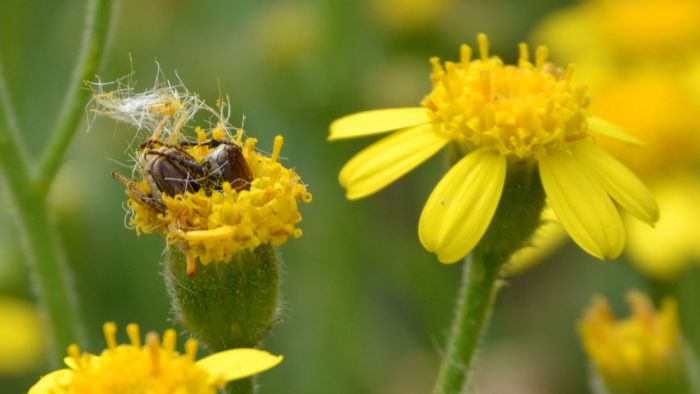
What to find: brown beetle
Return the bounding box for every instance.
[114,138,253,213]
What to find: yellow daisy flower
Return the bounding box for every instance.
[119,127,312,275]
[515,11,700,280]
[330,34,658,263]
[578,291,690,392]
[29,322,282,394]
[93,78,312,276]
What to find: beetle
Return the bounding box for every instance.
[113,138,253,213]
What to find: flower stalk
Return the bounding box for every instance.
[0,0,117,366]
[432,159,545,394]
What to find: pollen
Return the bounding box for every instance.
[422,33,590,158]
[53,322,214,394]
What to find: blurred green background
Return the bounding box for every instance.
[1,0,699,393]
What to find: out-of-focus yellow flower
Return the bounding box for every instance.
[534,0,700,60]
[251,3,322,66]
[626,175,700,280]
[518,2,700,280]
[578,291,691,393]
[0,297,44,374]
[331,34,657,263]
[370,0,453,34]
[29,322,282,394]
[592,69,700,178]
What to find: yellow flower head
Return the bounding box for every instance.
[578,291,687,391]
[330,34,658,263]
[122,127,312,275]
[93,75,311,275]
[29,322,282,394]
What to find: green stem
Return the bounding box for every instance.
[431,253,502,394]
[431,159,546,394]
[0,0,118,365]
[0,67,83,366]
[34,0,117,195]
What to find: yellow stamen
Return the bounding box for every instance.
[126,323,141,348]
[68,343,82,365]
[146,332,160,375]
[245,137,257,155]
[535,45,549,69]
[163,329,177,352]
[212,124,226,140]
[460,44,472,67]
[518,43,529,66]
[477,33,489,60]
[271,135,284,162]
[430,57,445,80]
[196,126,207,142]
[236,128,245,144]
[185,338,198,361]
[103,322,117,350]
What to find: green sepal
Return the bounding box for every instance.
[163,244,281,352]
[474,158,546,267]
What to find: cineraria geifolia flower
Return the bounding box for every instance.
[330,33,658,263]
[29,322,282,394]
[92,78,312,275]
[578,291,690,392]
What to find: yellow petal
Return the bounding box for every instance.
[588,116,643,146]
[197,348,283,385]
[504,207,568,276]
[539,149,625,259]
[329,108,430,140]
[572,140,658,224]
[339,124,448,200]
[419,149,506,263]
[29,369,73,394]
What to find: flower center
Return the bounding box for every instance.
[60,323,214,394]
[126,127,312,274]
[422,34,591,159]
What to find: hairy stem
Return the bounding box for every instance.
[431,254,501,394]
[35,0,117,194]
[0,0,118,365]
[431,159,546,394]
[0,65,83,366]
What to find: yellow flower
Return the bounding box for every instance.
[93,76,311,275]
[0,297,45,374]
[533,0,700,60]
[578,291,689,392]
[520,12,700,279]
[330,34,657,263]
[29,322,282,394]
[120,127,312,275]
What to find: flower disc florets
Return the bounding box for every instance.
[127,128,311,274]
[29,323,283,394]
[423,35,590,159]
[93,75,311,275]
